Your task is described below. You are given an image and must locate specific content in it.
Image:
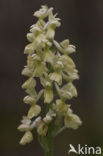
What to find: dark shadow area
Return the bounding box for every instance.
[0,0,103,156]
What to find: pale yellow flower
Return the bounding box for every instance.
[49,71,62,86]
[44,87,53,103]
[20,131,33,145]
[27,105,41,119]
[64,113,82,129]
[18,6,82,147]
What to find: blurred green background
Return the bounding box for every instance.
[0,0,103,156]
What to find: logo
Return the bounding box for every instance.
[68,144,101,155]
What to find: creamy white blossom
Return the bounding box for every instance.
[18,5,82,147]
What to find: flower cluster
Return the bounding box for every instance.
[18,5,82,145]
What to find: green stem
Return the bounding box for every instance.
[44,149,53,156]
[38,123,55,156]
[44,136,54,156]
[39,98,54,156]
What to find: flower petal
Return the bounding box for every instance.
[27,105,41,119]
[44,87,53,103]
[20,131,33,145]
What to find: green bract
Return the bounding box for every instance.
[18,5,82,155]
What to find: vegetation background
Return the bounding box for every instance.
[0,0,103,156]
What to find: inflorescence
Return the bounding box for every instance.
[18,5,82,145]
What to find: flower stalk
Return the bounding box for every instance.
[18,5,82,156]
